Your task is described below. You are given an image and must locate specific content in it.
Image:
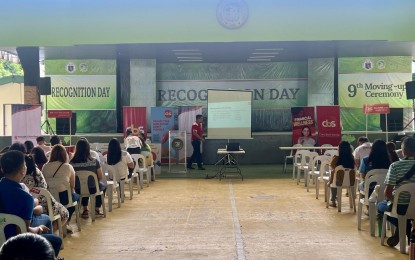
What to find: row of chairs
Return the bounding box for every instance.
[290,148,415,254]
[0,152,157,247]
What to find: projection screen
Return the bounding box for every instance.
[207,89,252,139]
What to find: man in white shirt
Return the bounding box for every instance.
[353,136,371,169]
[36,136,51,153]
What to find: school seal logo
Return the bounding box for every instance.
[216,0,249,30]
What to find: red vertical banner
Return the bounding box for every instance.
[122,107,147,136]
[291,107,316,146]
[316,106,341,146]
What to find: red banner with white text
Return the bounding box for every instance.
[291,107,316,146]
[316,106,341,146]
[122,107,147,137]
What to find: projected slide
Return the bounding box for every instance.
[207,89,252,139]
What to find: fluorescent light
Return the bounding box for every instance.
[247,58,271,61]
[173,53,202,56]
[176,57,203,59]
[249,56,275,58]
[252,52,279,55]
[179,59,203,62]
[255,48,283,51]
[172,49,200,52]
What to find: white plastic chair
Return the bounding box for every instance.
[292,150,309,180]
[29,187,64,243]
[297,151,318,185]
[317,159,331,200]
[132,154,150,188]
[75,170,107,221]
[326,166,356,213]
[284,144,302,174]
[105,164,122,212]
[141,151,156,182]
[306,155,331,192]
[319,144,333,155]
[381,183,415,253]
[324,150,338,157]
[357,169,387,236]
[0,213,27,244]
[46,177,81,232]
[130,154,144,192]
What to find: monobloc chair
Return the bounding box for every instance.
[297,151,318,185]
[105,164,122,210]
[306,155,331,192]
[141,151,156,182]
[0,213,27,244]
[292,149,309,180]
[324,150,338,157]
[319,144,333,155]
[381,183,415,253]
[326,165,356,213]
[317,159,331,200]
[130,154,144,192]
[29,187,64,242]
[46,177,81,232]
[284,144,302,174]
[132,154,150,188]
[75,170,107,221]
[357,169,387,236]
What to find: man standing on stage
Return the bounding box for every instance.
[187,114,205,170]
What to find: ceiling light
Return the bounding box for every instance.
[252,52,279,55]
[255,48,283,51]
[179,59,203,62]
[249,56,275,58]
[172,49,200,52]
[176,57,203,59]
[247,58,271,62]
[174,53,202,56]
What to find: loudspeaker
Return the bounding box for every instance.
[39,77,51,95]
[405,81,415,99]
[380,108,403,132]
[56,113,76,135]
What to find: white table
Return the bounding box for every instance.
[215,148,246,180]
[279,146,338,150]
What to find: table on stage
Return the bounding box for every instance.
[214,148,246,180]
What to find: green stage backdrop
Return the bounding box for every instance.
[45,60,116,133]
[338,56,412,131]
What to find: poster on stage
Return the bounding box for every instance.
[291,107,316,146]
[123,107,147,136]
[150,107,176,159]
[316,106,341,146]
[11,104,41,144]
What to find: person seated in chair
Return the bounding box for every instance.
[0,150,62,257]
[0,233,58,260]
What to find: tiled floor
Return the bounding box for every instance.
[60,175,408,260]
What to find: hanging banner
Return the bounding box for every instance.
[291,107,316,146]
[363,103,390,114]
[48,110,72,118]
[178,106,203,158]
[316,106,341,146]
[122,107,147,136]
[338,56,412,108]
[11,104,41,144]
[150,107,176,159]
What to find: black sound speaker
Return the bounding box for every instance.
[38,77,51,95]
[380,108,403,132]
[56,113,76,135]
[405,81,415,99]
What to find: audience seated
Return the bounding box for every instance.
[31,147,48,170]
[107,138,134,179]
[358,139,391,194]
[0,233,58,260]
[328,141,356,207]
[377,137,415,247]
[353,136,371,169]
[42,144,78,232]
[70,139,106,219]
[24,140,34,154]
[124,127,142,155]
[9,142,69,229]
[386,142,400,163]
[36,136,51,153]
[0,150,62,257]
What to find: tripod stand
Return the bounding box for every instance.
[402,99,415,132]
[41,95,55,135]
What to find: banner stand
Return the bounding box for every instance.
[168,130,187,173]
[363,104,390,141]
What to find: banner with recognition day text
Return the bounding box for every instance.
[338,56,412,108]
